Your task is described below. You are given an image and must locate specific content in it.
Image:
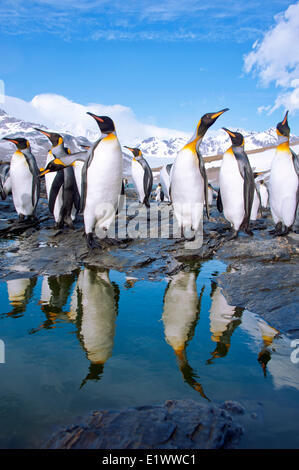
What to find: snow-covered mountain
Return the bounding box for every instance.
[138,128,299,160]
[0,108,298,176]
[0,108,132,174]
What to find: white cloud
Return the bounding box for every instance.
[244,1,299,113]
[1,93,190,145]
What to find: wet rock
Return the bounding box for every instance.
[215,232,299,338]
[45,399,244,449]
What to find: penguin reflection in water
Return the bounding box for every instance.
[269,111,299,236]
[40,114,124,249]
[218,129,255,240]
[207,283,243,364]
[2,137,40,221]
[162,270,210,401]
[171,109,228,240]
[70,267,119,387]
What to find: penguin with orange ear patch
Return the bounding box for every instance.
[170,109,228,239]
[35,128,80,229]
[219,129,255,240]
[2,137,40,220]
[269,111,299,236]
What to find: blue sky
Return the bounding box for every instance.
[1,0,299,136]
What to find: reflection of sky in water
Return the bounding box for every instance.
[0,260,298,449]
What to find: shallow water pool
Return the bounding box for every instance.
[0,260,298,448]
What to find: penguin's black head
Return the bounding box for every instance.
[276,110,290,137]
[39,158,68,177]
[222,128,244,146]
[124,146,142,158]
[34,128,63,147]
[197,108,229,138]
[2,137,29,150]
[86,113,115,134]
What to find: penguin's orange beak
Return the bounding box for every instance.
[39,168,50,177]
[2,138,19,144]
[211,108,229,119]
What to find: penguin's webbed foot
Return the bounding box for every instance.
[86,233,101,250]
[226,229,239,241]
[65,217,75,230]
[245,228,254,236]
[269,222,290,237]
[103,237,120,246]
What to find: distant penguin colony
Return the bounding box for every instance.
[1,108,298,248]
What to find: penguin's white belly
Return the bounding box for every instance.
[269,150,298,226]
[259,184,268,208]
[219,153,244,230]
[10,155,34,215]
[132,160,145,203]
[171,150,204,231]
[250,188,260,221]
[84,138,122,233]
[73,160,84,197]
[160,166,171,200]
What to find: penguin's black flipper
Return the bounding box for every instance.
[73,178,81,213]
[196,144,209,218]
[79,138,102,213]
[49,170,64,214]
[62,166,77,222]
[166,163,173,175]
[290,148,299,209]
[80,160,88,213]
[233,147,254,230]
[217,189,223,213]
[0,177,5,200]
[23,151,40,209]
[139,159,153,206]
[290,148,299,178]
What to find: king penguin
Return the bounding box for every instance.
[35,129,80,229]
[170,109,228,238]
[218,128,255,239]
[2,137,40,220]
[124,146,153,208]
[268,111,299,236]
[40,115,124,249]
